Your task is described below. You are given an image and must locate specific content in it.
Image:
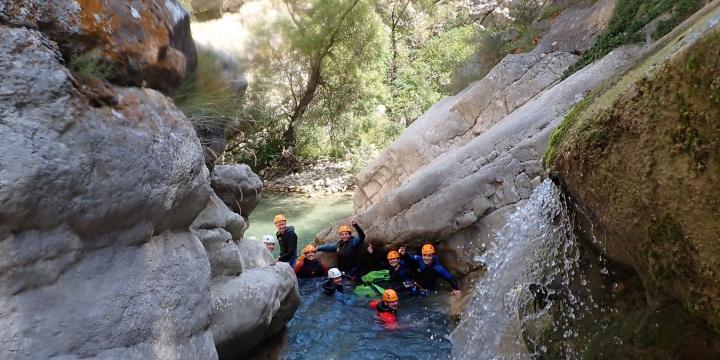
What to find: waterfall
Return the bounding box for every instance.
[452,179,597,359]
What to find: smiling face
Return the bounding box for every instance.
[422,253,433,265]
[389,258,399,267]
[305,250,316,260]
[339,231,351,242]
[265,243,275,252]
[275,220,287,233]
[333,277,343,285]
[387,301,398,310]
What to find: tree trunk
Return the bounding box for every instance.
[282,122,295,151]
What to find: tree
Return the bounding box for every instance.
[240,0,388,156]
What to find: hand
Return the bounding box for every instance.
[349,216,357,225]
[451,289,462,297]
[367,243,373,254]
[398,246,406,256]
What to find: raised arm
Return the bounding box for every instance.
[316,242,337,252]
[351,223,365,247]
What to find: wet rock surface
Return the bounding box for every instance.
[551,1,720,334]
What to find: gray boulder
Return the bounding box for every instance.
[0,0,197,93]
[0,25,215,359]
[211,164,264,218]
[191,189,299,358]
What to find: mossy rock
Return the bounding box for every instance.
[549,3,720,334]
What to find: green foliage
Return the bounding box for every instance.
[174,49,242,133]
[564,0,707,77]
[68,51,114,80]
[389,25,476,124]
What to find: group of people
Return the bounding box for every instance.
[260,214,461,326]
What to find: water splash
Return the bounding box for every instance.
[452,179,591,359]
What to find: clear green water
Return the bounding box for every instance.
[245,192,354,257]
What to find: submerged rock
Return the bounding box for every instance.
[0,25,215,359]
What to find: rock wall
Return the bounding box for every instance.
[353,0,617,213]
[0,0,197,93]
[0,1,298,358]
[191,191,299,359]
[550,0,720,333]
[0,24,215,359]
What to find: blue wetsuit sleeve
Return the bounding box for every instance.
[316,243,337,252]
[434,263,459,290]
[407,255,422,265]
[351,224,365,247]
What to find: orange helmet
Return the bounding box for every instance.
[338,225,352,234]
[421,244,435,255]
[273,214,287,224]
[382,289,399,302]
[387,251,400,260]
[302,244,316,254]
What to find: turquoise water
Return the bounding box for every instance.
[245,192,453,360]
[280,278,453,360]
[245,192,354,256]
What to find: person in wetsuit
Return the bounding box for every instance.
[369,289,399,328]
[316,217,368,280]
[323,268,344,296]
[384,248,418,294]
[274,214,298,267]
[405,244,462,296]
[294,244,328,278]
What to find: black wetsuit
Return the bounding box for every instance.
[295,258,326,278]
[277,226,298,265]
[317,224,365,278]
[322,279,344,296]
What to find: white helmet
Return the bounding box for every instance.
[262,235,275,244]
[328,268,342,279]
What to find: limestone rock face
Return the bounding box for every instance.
[551,3,720,332]
[353,0,617,213]
[0,0,197,93]
[0,25,215,359]
[191,193,299,359]
[210,164,263,218]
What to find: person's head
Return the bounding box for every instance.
[302,244,317,261]
[274,214,287,233]
[338,224,352,242]
[387,250,400,267]
[328,267,342,285]
[421,244,435,265]
[262,235,275,252]
[382,289,399,310]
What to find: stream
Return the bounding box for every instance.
[246,191,453,359]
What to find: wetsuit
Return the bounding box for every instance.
[406,255,459,292]
[386,259,415,293]
[323,279,344,296]
[277,225,298,267]
[316,224,365,279]
[369,300,397,328]
[294,258,328,278]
